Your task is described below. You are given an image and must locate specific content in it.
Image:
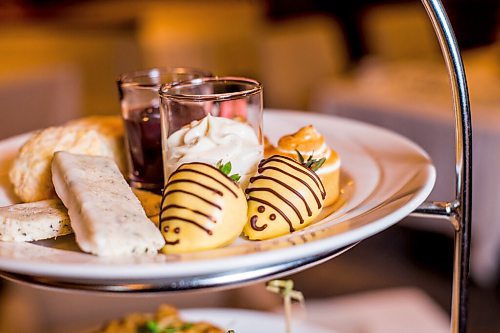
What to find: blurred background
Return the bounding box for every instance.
[0,0,499,332]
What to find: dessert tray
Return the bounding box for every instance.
[0,110,435,291]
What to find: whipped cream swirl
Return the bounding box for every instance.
[165,115,263,187]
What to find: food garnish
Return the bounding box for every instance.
[216,160,242,182]
[138,320,194,333]
[295,150,326,172]
[267,279,305,333]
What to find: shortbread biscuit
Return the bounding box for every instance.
[9,126,113,202]
[52,152,164,256]
[0,199,71,242]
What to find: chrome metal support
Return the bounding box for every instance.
[417,1,473,332]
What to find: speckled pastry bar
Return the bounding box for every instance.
[0,199,71,241]
[51,151,164,256]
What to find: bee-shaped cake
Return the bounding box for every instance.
[243,155,326,240]
[265,125,340,207]
[159,162,247,254]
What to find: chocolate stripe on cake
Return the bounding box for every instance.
[248,196,295,232]
[162,190,222,210]
[161,204,217,223]
[259,155,326,199]
[167,179,223,196]
[168,162,238,197]
[253,169,319,212]
[160,216,213,235]
[245,185,304,224]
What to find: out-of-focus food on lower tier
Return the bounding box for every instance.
[92,304,224,333]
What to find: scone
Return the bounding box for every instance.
[9,126,114,202]
[265,125,340,206]
[66,115,126,172]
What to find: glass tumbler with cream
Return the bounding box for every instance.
[159,77,263,188]
[118,67,212,193]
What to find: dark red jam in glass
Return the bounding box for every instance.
[123,106,163,193]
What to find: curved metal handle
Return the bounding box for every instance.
[414,1,473,332]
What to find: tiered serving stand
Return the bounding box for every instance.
[0,0,472,332]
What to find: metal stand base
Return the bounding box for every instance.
[412,1,472,332]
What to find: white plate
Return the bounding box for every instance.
[0,110,435,281]
[182,308,338,333]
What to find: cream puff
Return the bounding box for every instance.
[265,125,340,206]
[159,162,247,254]
[243,155,326,240]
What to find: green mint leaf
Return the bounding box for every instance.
[311,157,326,171]
[216,159,223,169]
[163,328,177,333]
[180,323,194,330]
[295,149,304,163]
[145,321,160,333]
[221,161,232,175]
[306,152,314,163]
[230,174,241,182]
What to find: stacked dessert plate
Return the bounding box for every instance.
[0,110,435,292]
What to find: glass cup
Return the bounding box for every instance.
[159,77,263,188]
[117,67,212,192]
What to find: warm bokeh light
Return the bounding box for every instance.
[0,1,499,333]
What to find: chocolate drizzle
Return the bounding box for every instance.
[162,189,222,210]
[167,179,223,196]
[246,187,304,224]
[169,162,239,197]
[259,155,326,199]
[161,216,213,235]
[250,175,313,215]
[161,204,217,223]
[248,196,295,232]
[250,215,267,231]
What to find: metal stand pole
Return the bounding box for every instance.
[411,1,472,332]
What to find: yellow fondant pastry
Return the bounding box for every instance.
[243,155,326,240]
[160,162,247,254]
[265,125,340,206]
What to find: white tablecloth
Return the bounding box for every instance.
[313,55,500,286]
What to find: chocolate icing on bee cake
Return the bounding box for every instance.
[265,125,340,206]
[243,155,326,240]
[160,162,247,253]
